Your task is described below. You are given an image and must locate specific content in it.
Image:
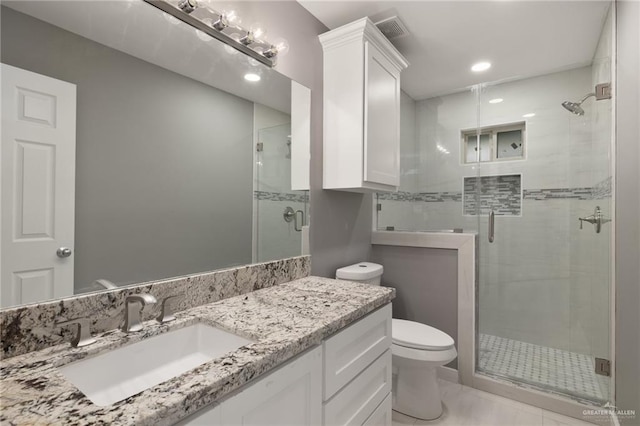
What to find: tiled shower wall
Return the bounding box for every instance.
[379,14,613,360]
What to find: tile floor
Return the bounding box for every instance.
[477,334,610,403]
[391,379,599,426]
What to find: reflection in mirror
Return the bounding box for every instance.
[0,1,310,309]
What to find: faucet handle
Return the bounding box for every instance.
[157,295,182,323]
[56,318,96,348]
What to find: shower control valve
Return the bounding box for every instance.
[578,206,610,234]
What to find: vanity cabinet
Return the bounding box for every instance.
[320,18,409,193]
[176,346,322,426]
[323,303,392,426]
[176,304,392,426]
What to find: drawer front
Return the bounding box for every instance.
[323,349,392,426]
[323,304,392,399]
[363,393,391,426]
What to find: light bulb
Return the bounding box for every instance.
[249,22,266,40]
[273,38,289,56]
[222,9,241,26]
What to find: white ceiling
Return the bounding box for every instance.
[298,0,611,100]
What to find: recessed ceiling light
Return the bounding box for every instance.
[522,113,536,118]
[489,98,503,104]
[471,61,491,72]
[244,73,261,82]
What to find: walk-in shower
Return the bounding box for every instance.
[375,1,615,419]
[254,122,308,263]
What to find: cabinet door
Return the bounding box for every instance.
[363,394,391,426]
[324,304,392,400]
[363,41,400,187]
[323,350,391,426]
[221,346,322,426]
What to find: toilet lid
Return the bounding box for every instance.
[392,319,455,351]
[336,262,383,281]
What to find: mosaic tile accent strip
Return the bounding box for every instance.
[478,333,610,403]
[592,176,612,199]
[464,174,522,216]
[377,191,462,202]
[376,191,415,201]
[254,190,309,203]
[414,192,463,202]
[0,255,310,359]
[376,176,612,204]
[523,187,593,200]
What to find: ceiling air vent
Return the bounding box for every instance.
[374,16,409,40]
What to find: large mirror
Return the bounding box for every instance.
[0,1,310,308]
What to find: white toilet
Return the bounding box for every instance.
[336,262,457,420]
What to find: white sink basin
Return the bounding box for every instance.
[59,323,253,406]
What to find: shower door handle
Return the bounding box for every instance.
[283,206,304,232]
[294,210,304,232]
[488,210,495,243]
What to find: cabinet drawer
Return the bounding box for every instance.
[323,304,391,399]
[363,393,391,426]
[323,350,392,426]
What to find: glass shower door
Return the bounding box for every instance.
[255,123,308,262]
[474,44,614,404]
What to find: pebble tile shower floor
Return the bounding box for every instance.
[477,334,610,403]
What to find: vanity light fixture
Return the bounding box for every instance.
[244,73,261,82]
[522,113,536,118]
[489,98,503,104]
[471,61,491,72]
[144,0,289,68]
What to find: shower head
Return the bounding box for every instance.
[561,92,595,116]
[562,100,585,116]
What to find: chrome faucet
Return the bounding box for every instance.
[123,294,157,332]
[56,317,96,347]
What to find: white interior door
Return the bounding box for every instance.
[1,63,76,308]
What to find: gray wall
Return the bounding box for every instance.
[1,7,254,291]
[615,1,640,422]
[371,245,458,368]
[226,2,373,278]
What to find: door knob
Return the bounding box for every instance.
[56,247,72,258]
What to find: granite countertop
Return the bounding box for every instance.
[0,277,394,425]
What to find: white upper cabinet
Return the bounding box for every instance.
[320,18,409,193]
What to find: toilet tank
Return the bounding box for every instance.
[335,262,383,285]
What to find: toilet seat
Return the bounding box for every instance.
[392,319,455,351]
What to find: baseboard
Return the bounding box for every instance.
[437,366,459,384]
